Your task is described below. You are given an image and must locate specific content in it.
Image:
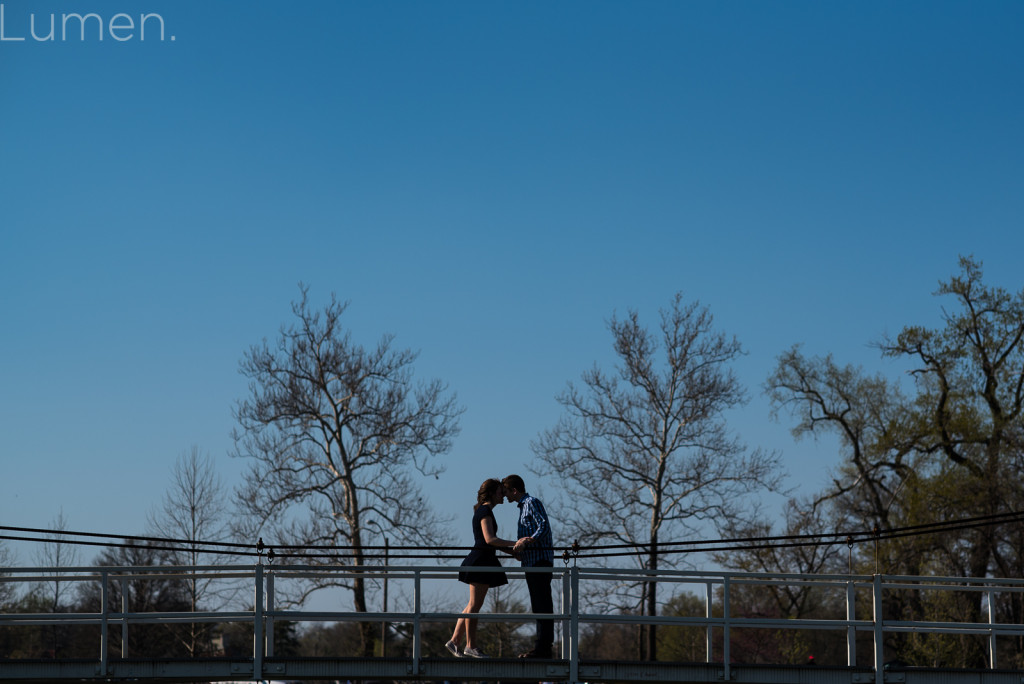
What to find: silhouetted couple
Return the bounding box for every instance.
[446,474,554,659]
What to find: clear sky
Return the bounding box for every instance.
[2,1,1022,566]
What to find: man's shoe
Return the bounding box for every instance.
[464,646,488,658]
[518,648,553,659]
[444,640,461,657]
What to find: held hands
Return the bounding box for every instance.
[512,536,534,557]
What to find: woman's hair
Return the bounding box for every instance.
[475,478,502,511]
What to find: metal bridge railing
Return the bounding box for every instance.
[3,563,1024,684]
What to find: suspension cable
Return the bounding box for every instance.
[3,509,1024,562]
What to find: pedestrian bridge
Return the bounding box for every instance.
[2,562,1024,684]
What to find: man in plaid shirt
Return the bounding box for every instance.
[503,474,554,659]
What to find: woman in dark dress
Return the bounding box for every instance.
[446,478,517,658]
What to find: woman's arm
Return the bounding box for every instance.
[481,514,515,549]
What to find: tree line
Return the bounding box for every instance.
[3,256,1023,667]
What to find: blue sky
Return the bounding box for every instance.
[1,1,1022,565]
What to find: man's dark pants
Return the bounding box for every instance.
[526,560,554,655]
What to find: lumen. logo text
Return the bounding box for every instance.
[0,4,174,42]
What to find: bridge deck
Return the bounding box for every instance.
[0,657,1021,684]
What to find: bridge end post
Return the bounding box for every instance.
[722,577,731,682]
[987,588,996,669]
[705,581,713,665]
[99,571,109,675]
[254,563,264,679]
[872,574,883,684]
[266,571,275,658]
[569,565,579,684]
[412,569,422,675]
[120,576,128,658]
[847,579,856,666]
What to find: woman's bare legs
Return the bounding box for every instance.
[450,583,489,650]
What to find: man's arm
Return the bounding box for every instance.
[519,497,550,540]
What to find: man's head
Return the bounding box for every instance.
[502,474,526,502]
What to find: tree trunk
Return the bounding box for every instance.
[637,583,646,660]
[353,574,375,657]
[350,524,375,657]
[646,547,658,661]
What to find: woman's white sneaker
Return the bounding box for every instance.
[463,646,488,658]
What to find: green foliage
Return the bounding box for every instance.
[758,256,1024,667]
[657,592,707,662]
[472,591,532,658]
[579,617,637,660]
[297,621,364,657]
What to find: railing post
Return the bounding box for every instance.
[987,588,996,668]
[704,581,713,664]
[722,576,730,681]
[254,563,264,678]
[569,565,579,684]
[120,576,128,658]
[847,579,857,666]
[99,571,108,674]
[412,569,421,675]
[266,570,275,658]
[561,568,570,659]
[381,547,389,658]
[872,574,884,684]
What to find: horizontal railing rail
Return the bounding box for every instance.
[1,563,1023,683]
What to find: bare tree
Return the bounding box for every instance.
[33,510,79,612]
[765,347,925,539]
[79,542,192,658]
[0,541,17,609]
[147,446,236,656]
[232,286,462,656]
[716,498,847,579]
[532,293,782,660]
[32,510,79,657]
[714,498,848,631]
